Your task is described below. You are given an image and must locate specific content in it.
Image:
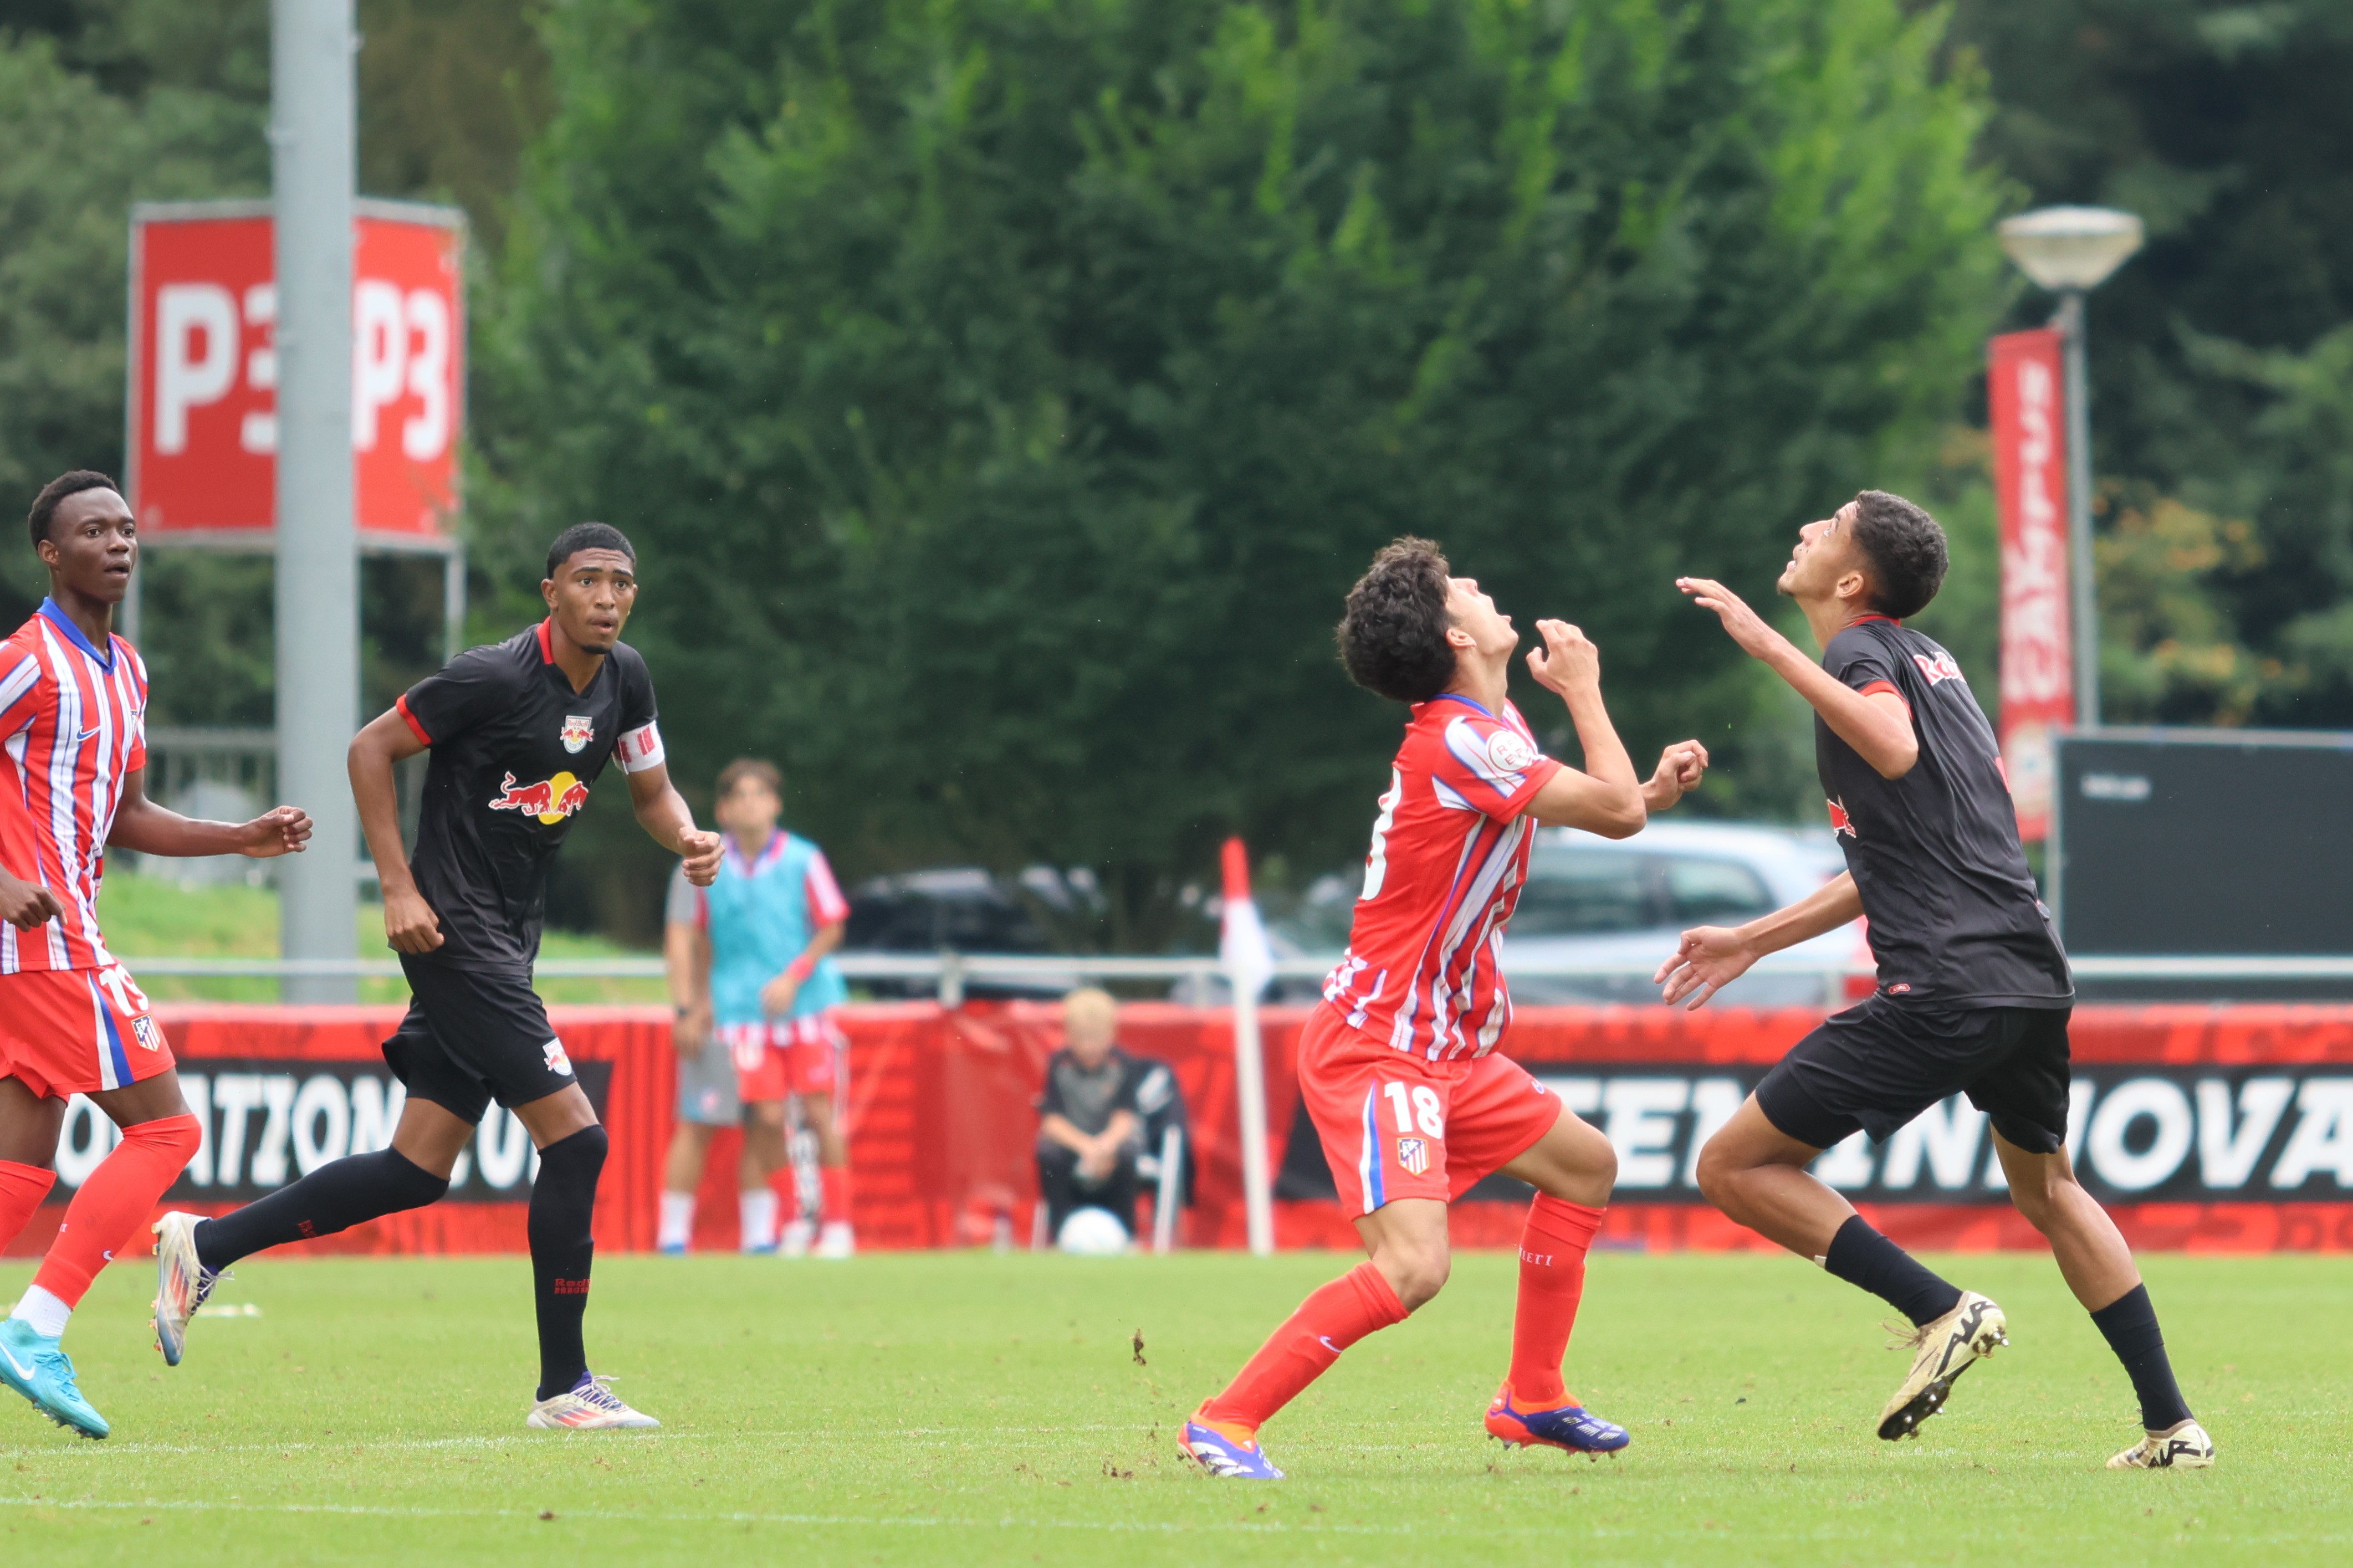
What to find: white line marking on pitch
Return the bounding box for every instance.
[10,1423,1154,1459]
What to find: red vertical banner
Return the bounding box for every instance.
[127,202,464,540]
[1988,329,2073,840]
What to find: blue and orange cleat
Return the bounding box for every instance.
[1180,1407,1283,1479]
[1485,1381,1629,1459]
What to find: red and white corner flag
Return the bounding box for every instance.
[1219,837,1276,1001]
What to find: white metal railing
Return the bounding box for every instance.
[112,949,2353,991]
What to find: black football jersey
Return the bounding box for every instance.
[1815,616,2071,1008]
[394,619,663,969]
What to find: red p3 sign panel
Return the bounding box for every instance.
[126,201,464,539]
[1988,329,2073,841]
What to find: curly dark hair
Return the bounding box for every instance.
[28,470,120,550]
[1848,490,1948,619]
[1336,537,1458,703]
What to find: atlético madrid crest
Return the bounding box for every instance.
[560,715,594,754]
[1397,1136,1429,1176]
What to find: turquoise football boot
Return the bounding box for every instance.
[0,1318,109,1439]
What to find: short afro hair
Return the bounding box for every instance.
[1848,490,1947,619]
[545,521,637,580]
[1336,537,1459,704]
[29,470,121,550]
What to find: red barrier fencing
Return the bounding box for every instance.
[5,1001,2349,1258]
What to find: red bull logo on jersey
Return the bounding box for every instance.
[1912,650,1965,685]
[488,771,592,826]
[1397,1136,1429,1176]
[1827,797,1856,838]
[560,714,594,754]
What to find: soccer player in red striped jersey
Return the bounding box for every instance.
[1181,537,1707,1479]
[0,472,311,1438]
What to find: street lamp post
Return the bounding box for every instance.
[1997,206,2144,730]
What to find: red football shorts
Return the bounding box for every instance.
[1296,1003,1560,1216]
[724,1012,845,1103]
[0,965,175,1099]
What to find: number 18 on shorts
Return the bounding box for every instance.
[1296,1006,1560,1216]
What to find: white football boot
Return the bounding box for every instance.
[1878,1290,2007,1440]
[151,1211,223,1367]
[778,1218,815,1258]
[526,1374,661,1431]
[2108,1419,2215,1469]
[815,1220,856,1259]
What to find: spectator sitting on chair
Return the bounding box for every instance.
[1036,988,1144,1241]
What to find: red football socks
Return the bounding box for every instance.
[0,1160,57,1253]
[765,1166,798,1220]
[30,1114,200,1306]
[819,1165,850,1223]
[1199,1260,1409,1433]
[1508,1195,1605,1406]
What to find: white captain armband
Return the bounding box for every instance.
[615,719,666,774]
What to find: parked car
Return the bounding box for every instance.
[1266,820,1865,1008]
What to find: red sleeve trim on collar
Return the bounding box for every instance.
[535,618,556,663]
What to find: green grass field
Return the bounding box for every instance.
[0,1250,2341,1565]
[97,872,664,1005]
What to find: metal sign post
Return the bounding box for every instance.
[271,0,361,1002]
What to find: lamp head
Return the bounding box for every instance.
[1998,206,2145,292]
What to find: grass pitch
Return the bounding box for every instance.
[0,1249,2342,1566]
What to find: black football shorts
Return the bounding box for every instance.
[1753,996,2071,1155]
[383,956,580,1124]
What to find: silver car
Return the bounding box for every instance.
[1501,819,1863,1006]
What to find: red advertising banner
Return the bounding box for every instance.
[125,202,464,540]
[1988,327,2073,839]
[11,1003,2351,1262]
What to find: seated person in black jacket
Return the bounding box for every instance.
[1036,987,1144,1240]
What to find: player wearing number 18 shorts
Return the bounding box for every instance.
[1180,538,1709,1479]
[0,473,312,1439]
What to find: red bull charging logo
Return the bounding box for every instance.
[1827,797,1856,838]
[489,770,592,825]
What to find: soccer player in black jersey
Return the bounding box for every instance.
[150,522,722,1430]
[1658,491,2212,1470]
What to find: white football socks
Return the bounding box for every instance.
[656,1191,695,1251]
[9,1285,71,1339]
[740,1189,778,1251]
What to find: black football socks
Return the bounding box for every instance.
[193,1147,450,1273]
[530,1125,608,1401]
[2089,1283,2193,1431]
[1820,1214,1965,1327]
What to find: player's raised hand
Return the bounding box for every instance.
[0,871,64,932]
[1526,618,1601,696]
[680,827,723,888]
[1676,577,1785,660]
[236,805,314,858]
[1643,740,1710,811]
[382,885,446,954]
[1654,924,1757,1010]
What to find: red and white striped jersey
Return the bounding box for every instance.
[0,601,148,973]
[1322,694,1561,1060]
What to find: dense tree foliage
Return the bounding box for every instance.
[1950,0,2353,726]
[480,0,2003,940]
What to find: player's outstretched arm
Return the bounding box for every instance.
[109,767,313,859]
[1654,870,1864,1010]
[1675,577,1917,778]
[625,763,722,886]
[350,708,444,954]
[1520,617,1646,838]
